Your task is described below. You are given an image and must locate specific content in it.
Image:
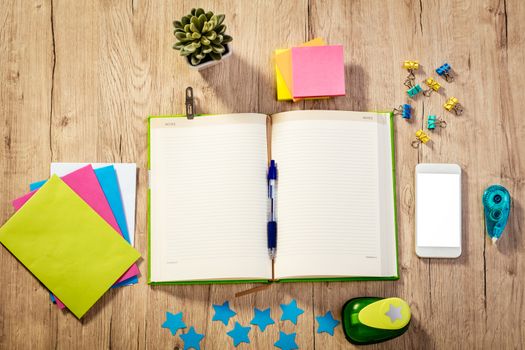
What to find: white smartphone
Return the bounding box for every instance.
[415,163,462,258]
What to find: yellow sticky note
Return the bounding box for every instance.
[0,175,140,318]
[275,49,293,101]
[274,38,329,102]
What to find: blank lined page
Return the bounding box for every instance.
[271,110,396,278]
[149,114,271,282]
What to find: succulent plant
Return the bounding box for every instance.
[173,8,233,66]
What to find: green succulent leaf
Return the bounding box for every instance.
[185,42,201,53]
[200,37,210,46]
[205,31,217,40]
[209,16,218,28]
[222,34,233,43]
[173,41,184,50]
[184,24,191,32]
[190,8,196,16]
[197,14,207,31]
[210,51,222,60]
[189,22,198,33]
[173,20,183,29]
[202,21,212,33]
[190,55,201,66]
[191,32,201,39]
[175,31,187,40]
[181,16,190,25]
[215,14,225,26]
[205,11,214,20]
[211,43,225,53]
[216,24,226,34]
[195,8,205,17]
[202,46,212,54]
[180,48,193,56]
[211,35,223,45]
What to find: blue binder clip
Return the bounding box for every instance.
[427,115,446,130]
[436,63,454,82]
[483,185,511,244]
[407,84,422,98]
[393,104,411,119]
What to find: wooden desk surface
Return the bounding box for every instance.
[1,1,524,349]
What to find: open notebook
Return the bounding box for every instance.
[148,111,398,284]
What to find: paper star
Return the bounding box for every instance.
[226,321,251,347]
[179,326,204,350]
[161,311,187,336]
[274,331,299,350]
[250,307,275,331]
[385,304,402,322]
[212,301,237,325]
[315,311,340,336]
[280,299,304,325]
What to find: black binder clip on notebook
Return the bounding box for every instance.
[185,87,195,120]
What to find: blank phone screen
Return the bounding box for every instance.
[416,173,461,247]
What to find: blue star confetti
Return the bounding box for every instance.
[280,299,304,325]
[179,326,205,350]
[212,301,237,325]
[226,321,251,347]
[161,311,186,336]
[250,307,275,331]
[315,311,340,336]
[274,331,299,350]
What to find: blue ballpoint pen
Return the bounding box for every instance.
[267,160,278,260]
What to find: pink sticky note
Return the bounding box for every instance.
[291,45,345,98]
[12,165,139,309]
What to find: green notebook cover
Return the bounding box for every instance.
[147,113,399,285]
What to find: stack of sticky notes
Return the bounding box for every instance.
[274,38,346,101]
[0,164,140,318]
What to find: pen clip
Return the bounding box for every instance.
[185,87,195,120]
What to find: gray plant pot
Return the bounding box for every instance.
[186,44,232,71]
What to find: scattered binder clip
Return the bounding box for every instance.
[411,129,431,148]
[185,86,195,120]
[436,63,454,82]
[393,104,412,119]
[427,115,447,130]
[423,78,441,97]
[443,97,463,115]
[407,84,423,98]
[403,60,419,88]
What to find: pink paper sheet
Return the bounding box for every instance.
[12,165,139,309]
[291,45,346,98]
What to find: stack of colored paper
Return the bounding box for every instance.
[0,164,140,318]
[274,38,346,101]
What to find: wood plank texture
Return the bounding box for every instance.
[0,0,524,349]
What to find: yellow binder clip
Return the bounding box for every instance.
[411,129,431,148]
[423,77,441,97]
[443,97,463,115]
[403,60,419,88]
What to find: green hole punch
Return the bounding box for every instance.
[342,297,411,345]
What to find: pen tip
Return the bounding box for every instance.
[491,237,498,244]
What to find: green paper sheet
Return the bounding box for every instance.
[0,175,140,318]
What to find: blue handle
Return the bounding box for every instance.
[267,221,277,249]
